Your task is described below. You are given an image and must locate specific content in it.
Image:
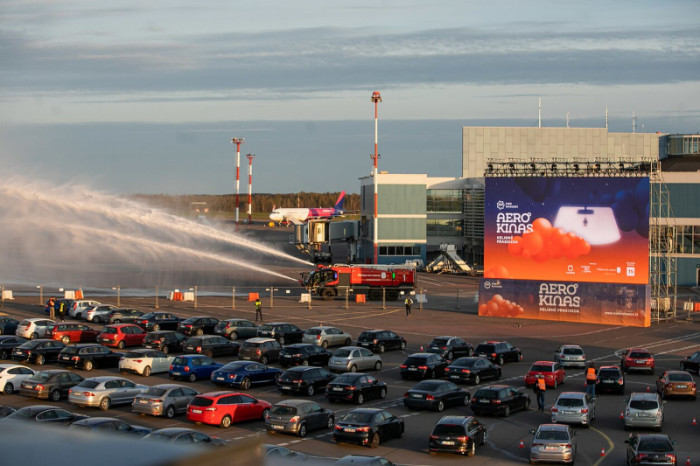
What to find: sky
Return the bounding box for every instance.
[1,0,699,195]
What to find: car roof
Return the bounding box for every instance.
[151,427,199,435]
[628,347,651,352]
[285,343,313,348]
[284,366,316,373]
[436,415,472,425]
[104,323,139,328]
[22,318,54,323]
[307,326,336,330]
[556,392,586,399]
[245,337,276,343]
[531,361,556,365]
[406,353,433,358]
[151,384,192,390]
[598,365,622,370]
[629,392,660,400]
[274,399,313,407]
[262,322,291,326]
[72,417,123,425]
[432,336,459,339]
[362,329,387,333]
[477,384,513,390]
[663,370,691,376]
[335,346,363,351]
[537,423,570,432]
[196,391,242,399]
[82,376,128,383]
[347,408,383,414]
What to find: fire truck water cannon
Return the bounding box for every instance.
[301,264,415,302]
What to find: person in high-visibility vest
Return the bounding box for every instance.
[586,362,597,397]
[533,375,546,411]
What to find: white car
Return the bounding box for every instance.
[16,318,55,339]
[0,364,36,395]
[68,300,102,319]
[85,304,118,323]
[119,349,173,377]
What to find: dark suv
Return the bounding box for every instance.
[257,323,305,345]
[625,433,677,466]
[177,316,220,336]
[238,338,282,364]
[473,341,522,366]
[357,330,406,353]
[279,344,332,367]
[429,415,487,457]
[108,309,144,324]
[134,312,183,332]
[469,384,530,417]
[276,366,335,396]
[143,331,186,354]
[425,336,473,361]
[596,365,625,394]
[182,335,240,358]
[400,353,448,380]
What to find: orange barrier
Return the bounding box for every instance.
[75,289,84,299]
[171,292,184,301]
[694,302,700,312]
[355,294,366,303]
[248,293,260,302]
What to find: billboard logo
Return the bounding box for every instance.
[539,283,581,307]
[497,200,505,210]
[496,212,533,234]
[626,266,635,277]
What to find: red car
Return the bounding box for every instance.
[46,323,99,344]
[97,324,146,349]
[524,361,566,388]
[186,391,271,428]
[620,348,655,374]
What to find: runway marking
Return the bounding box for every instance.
[590,426,614,466]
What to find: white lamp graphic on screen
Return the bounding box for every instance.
[553,206,621,245]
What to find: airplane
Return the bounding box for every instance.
[269,191,346,225]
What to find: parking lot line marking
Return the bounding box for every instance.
[590,426,614,466]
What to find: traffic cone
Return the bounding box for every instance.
[519,440,524,449]
[619,411,624,419]
[646,385,650,392]
[693,417,697,426]
[685,456,691,466]
[600,448,605,457]
[420,345,424,351]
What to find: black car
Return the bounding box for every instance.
[56,344,123,371]
[403,380,470,412]
[0,336,28,359]
[4,405,89,425]
[134,312,183,332]
[595,365,625,394]
[0,317,19,336]
[19,369,85,401]
[277,366,335,396]
[444,357,502,385]
[11,339,66,365]
[214,318,259,340]
[183,335,240,358]
[257,322,305,345]
[142,427,228,447]
[69,417,152,437]
[279,344,332,367]
[177,316,220,336]
[400,353,449,380]
[680,351,700,374]
[469,384,530,417]
[143,331,187,354]
[108,308,145,324]
[357,330,406,353]
[625,433,677,466]
[333,408,404,448]
[425,336,474,361]
[0,406,16,418]
[326,373,388,405]
[238,338,282,364]
[210,361,282,389]
[429,415,487,457]
[473,341,522,366]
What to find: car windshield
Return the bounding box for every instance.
[413,381,441,391]
[430,338,449,346]
[629,352,651,358]
[242,342,260,348]
[172,357,187,365]
[562,348,583,355]
[452,358,477,368]
[530,365,553,372]
[358,332,375,340]
[638,440,673,452]
[34,372,53,381]
[629,400,659,410]
[189,397,214,407]
[474,389,499,399]
[181,318,198,324]
[405,357,427,365]
[598,369,619,378]
[668,373,692,382]
[433,424,465,436]
[140,313,156,319]
[144,388,167,396]
[271,405,297,415]
[305,329,322,335]
[333,349,351,358]
[475,344,495,353]
[536,430,569,441]
[557,397,583,407]
[258,325,273,332]
[76,381,100,389]
[341,412,373,423]
[60,347,79,355]
[333,374,359,383]
[222,362,247,370]
[21,341,42,349]
[123,352,147,359]
[101,328,117,334]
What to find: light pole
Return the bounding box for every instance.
[371,91,382,264]
[37,285,43,306]
[246,153,255,224]
[189,286,198,309]
[232,286,236,310]
[231,137,245,226]
[112,285,121,307]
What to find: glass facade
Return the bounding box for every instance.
[427,218,462,236]
[379,246,422,256]
[652,224,700,255]
[668,135,700,156]
[426,189,462,213]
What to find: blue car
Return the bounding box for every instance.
[211,361,282,390]
[0,317,19,336]
[169,355,222,382]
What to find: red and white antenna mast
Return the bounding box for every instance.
[231,137,245,226]
[371,91,382,264]
[246,153,255,224]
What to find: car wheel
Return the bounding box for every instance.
[374,361,382,371]
[49,389,61,402]
[345,338,352,346]
[76,313,82,320]
[327,415,335,429]
[261,356,268,365]
[36,354,45,365]
[553,379,558,389]
[229,331,238,341]
[427,369,435,379]
[298,422,307,438]
[436,400,445,412]
[241,377,251,390]
[161,345,169,354]
[306,385,315,396]
[100,397,111,411]
[279,336,286,345]
[301,359,309,366]
[4,382,14,395]
[152,324,160,332]
[117,341,125,349]
[378,344,385,354]
[321,341,328,349]
[143,366,151,377]
[468,347,474,357]
[30,332,38,340]
[165,405,175,418]
[261,408,269,420]
[84,360,94,371]
[379,388,387,399]
[463,395,470,406]
[195,329,203,336]
[220,415,232,428]
[497,356,504,366]
[113,319,121,324]
[94,317,102,324]
[188,373,197,382]
[0,350,8,359]
[473,374,481,385]
[370,433,380,448]
[467,441,476,457]
[472,409,481,416]
[496,369,502,380]
[400,341,406,350]
[349,365,357,373]
[525,398,531,410]
[61,336,70,344]
[356,393,364,405]
[205,350,213,358]
[502,405,511,417]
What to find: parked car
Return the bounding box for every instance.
[554,344,587,368]
[621,348,655,374]
[142,427,228,446]
[0,406,15,418]
[473,341,522,366]
[277,366,335,396]
[551,392,596,426]
[400,353,449,380]
[265,399,335,437]
[211,361,281,389]
[214,318,258,340]
[143,330,186,354]
[257,322,305,345]
[303,326,353,348]
[625,433,678,466]
[624,392,664,431]
[335,456,396,466]
[134,312,183,332]
[403,380,470,412]
[333,408,404,448]
[15,318,55,340]
[263,444,308,461]
[279,343,332,367]
[11,339,65,365]
[169,354,222,382]
[3,405,88,424]
[57,343,123,371]
[182,335,240,358]
[67,300,102,319]
[186,391,271,428]
[119,349,173,376]
[132,383,199,418]
[357,330,406,353]
[69,417,151,437]
[326,372,387,405]
[444,357,501,385]
[108,308,145,324]
[98,324,146,349]
[0,364,36,395]
[177,316,220,336]
[238,337,282,364]
[0,336,28,360]
[680,351,700,374]
[428,415,487,457]
[84,304,118,323]
[470,384,531,417]
[68,375,147,410]
[529,424,577,464]
[524,361,566,389]
[596,365,626,394]
[329,346,382,373]
[19,369,84,401]
[0,317,20,336]
[655,370,696,400]
[425,336,474,361]
[46,323,99,344]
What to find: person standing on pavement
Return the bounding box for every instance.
[404,296,413,316]
[58,300,65,322]
[254,297,263,322]
[533,375,546,412]
[586,362,597,397]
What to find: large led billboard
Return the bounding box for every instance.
[484,177,649,285]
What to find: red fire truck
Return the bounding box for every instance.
[301,264,416,301]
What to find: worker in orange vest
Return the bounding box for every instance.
[586,362,597,397]
[534,375,546,411]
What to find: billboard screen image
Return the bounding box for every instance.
[484,177,650,284]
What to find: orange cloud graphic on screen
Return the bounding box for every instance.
[484,265,511,279]
[479,294,524,317]
[507,218,590,262]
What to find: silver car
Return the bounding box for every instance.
[551,392,596,426]
[85,305,118,323]
[554,345,586,368]
[529,424,577,464]
[132,384,199,418]
[328,346,382,373]
[265,399,335,437]
[68,376,147,410]
[15,318,55,340]
[302,326,353,349]
[68,300,102,319]
[624,392,664,431]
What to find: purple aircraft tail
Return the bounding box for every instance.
[333,191,346,215]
